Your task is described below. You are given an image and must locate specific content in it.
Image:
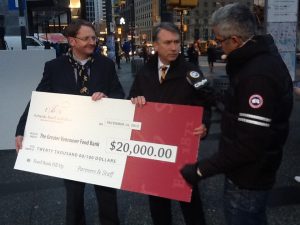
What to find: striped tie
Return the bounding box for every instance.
[160,65,168,83]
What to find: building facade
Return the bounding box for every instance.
[134,0,159,44]
[85,0,107,35]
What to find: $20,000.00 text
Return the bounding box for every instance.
[108,140,177,163]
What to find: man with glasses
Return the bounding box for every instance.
[15,19,124,225]
[129,22,212,225]
[181,3,293,225]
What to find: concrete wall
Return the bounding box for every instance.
[0,50,56,150]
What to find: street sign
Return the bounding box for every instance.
[110,22,115,33]
[19,17,26,26]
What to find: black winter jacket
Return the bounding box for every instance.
[198,34,293,190]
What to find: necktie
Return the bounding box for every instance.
[160,65,168,83]
[77,64,90,95]
[67,50,94,96]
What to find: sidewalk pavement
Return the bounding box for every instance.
[0,57,299,225]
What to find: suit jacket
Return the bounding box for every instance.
[128,54,211,129]
[16,54,124,136]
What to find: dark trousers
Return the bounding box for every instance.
[149,187,206,225]
[224,178,269,225]
[115,55,121,68]
[64,180,119,225]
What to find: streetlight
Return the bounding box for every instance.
[69,0,81,19]
[69,0,80,8]
[119,17,125,40]
[129,0,135,56]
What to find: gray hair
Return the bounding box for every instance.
[211,3,256,41]
[152,22,180,42]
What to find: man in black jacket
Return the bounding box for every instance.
[15,19,124,225]
[181,3,293,225]
[129,22,211,225]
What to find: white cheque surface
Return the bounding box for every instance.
[14,91,177,189]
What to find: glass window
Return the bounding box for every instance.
[25,38,39,46]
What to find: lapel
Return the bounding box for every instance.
[66,61,77,89]
[89,57,104,90]
[148,56,160,84]
[89,58,98,82]
[59,56,78,89]
[167,56,185,80]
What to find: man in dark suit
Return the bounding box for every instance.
[129,22,211,225]
[15,19,124,225]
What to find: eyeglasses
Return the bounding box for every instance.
[74,36,97,42]
[215,36,231,44]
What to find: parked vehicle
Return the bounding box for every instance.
[198,41,208,55]
[4,36,45,50]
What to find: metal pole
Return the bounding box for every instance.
[180,10,184,54]
[131,0,135,57]
[18,0,27,49]
[105,0,115,59]
[58,14,61,33]
[45,21,48,41]
[36,13,39,40]
[106,0,112,34]
[80,0,86,19]
[53,19,56,33]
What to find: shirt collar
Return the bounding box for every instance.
[158,57,170,70]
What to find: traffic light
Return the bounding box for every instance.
[117,27,122,35]
[183,24,188,32]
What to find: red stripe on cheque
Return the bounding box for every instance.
[121,102,203,202]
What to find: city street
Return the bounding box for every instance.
[0,56,299,225]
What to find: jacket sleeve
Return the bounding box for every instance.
[15,61,53,136]
[187,63,213,136]
[127,70,143,99]
[198,75,278,178]
[106,60,125,99]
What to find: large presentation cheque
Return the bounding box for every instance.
[15,91,203,202]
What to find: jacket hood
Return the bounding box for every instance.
[226,34,280,76]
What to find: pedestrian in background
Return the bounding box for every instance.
[94,39,102,55]
[115,40,121,69]
[15,19,124,225]
[122,39,131,62]
[129,22,212,225]
[206,41,216,73]
[181,3,293,225]
[187,42,200,67]
[141,41,149,64]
